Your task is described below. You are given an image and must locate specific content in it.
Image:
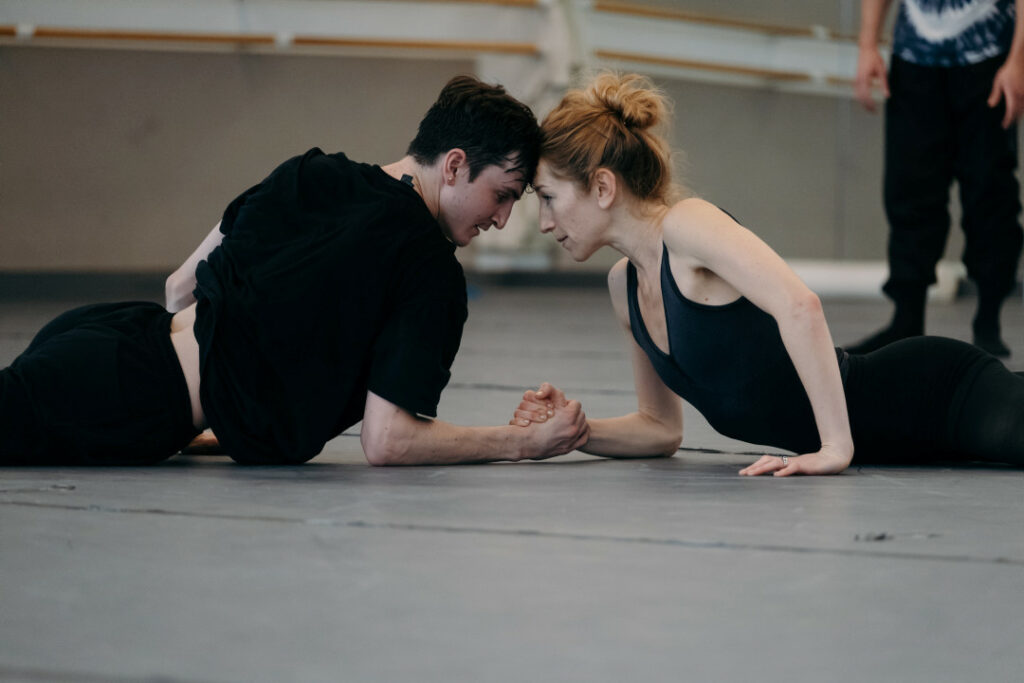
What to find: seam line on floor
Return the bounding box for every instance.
[3,499,1021,567]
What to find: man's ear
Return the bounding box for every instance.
[593,168,617,209]
[442,149,468,185]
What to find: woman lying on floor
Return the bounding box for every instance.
[513,73,1024,475]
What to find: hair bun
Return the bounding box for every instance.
[586,73,666,131]
[540,71,677,203]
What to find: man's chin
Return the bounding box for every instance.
[437,225,468,246]
[458,227,482,246]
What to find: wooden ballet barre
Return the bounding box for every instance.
[291,36,539,55]
[826,75,856,88]
[31,27,276,45]
[595,49,812,83]
[1,25,539,56]
[594,1,823,39]
[401,0,538,6]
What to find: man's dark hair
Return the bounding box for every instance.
[407,75,541,184]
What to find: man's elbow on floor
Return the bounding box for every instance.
[360,423,412,466]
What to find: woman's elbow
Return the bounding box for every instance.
[636,410,682,457]
[789,291,824,324]
[643,415,681,457]
[655,430,682,457]
[666,432,683,456]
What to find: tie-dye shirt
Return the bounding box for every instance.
[893,0,1015,66]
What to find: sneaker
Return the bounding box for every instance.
[972,328,1011,358]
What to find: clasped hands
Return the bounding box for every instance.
[509,382,589,460]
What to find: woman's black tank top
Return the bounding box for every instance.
[626,244,848,454]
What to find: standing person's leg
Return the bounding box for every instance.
[0,302,199,465]
[952,55,1023,358]
[848,58,955,354]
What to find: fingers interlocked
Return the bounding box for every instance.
[511,383,566,426]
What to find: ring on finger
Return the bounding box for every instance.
[781,456,789,466]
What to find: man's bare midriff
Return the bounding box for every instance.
[170,303,205,430]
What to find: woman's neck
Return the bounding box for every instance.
[607,202,669,278]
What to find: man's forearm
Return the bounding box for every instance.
[361,390,589,465]
[361,391,533,465]
[366,418,528,466]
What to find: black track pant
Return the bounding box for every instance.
[883,55,1023,300]
[0,302,200,465]
[846,336,1024,465]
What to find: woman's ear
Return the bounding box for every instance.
[442,149,467,185]
[593,168,617,209]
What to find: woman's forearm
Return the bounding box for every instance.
[776,296,854,455]
[581,413,682,458]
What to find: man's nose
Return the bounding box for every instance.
[493,203,514,229]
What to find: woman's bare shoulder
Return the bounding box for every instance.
[662,198,743,257]
[663,197,725,235]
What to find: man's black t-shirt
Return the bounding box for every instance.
[193,148,467,464]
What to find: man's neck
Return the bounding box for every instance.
[381,156,440,219]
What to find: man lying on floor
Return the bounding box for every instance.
[0,75,588,466]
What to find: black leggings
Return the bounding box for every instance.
[845,336,1024,465]
[0,302,200,465]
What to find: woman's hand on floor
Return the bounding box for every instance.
[739,444,853,476]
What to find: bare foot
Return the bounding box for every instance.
[180,429,223,455]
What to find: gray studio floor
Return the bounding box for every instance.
[1,282,1023,683]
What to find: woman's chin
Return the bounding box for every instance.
[558,239,596,262]
[570,246,597,262]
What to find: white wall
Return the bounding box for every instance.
[0,24,984,274]
[0,45,472,272]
